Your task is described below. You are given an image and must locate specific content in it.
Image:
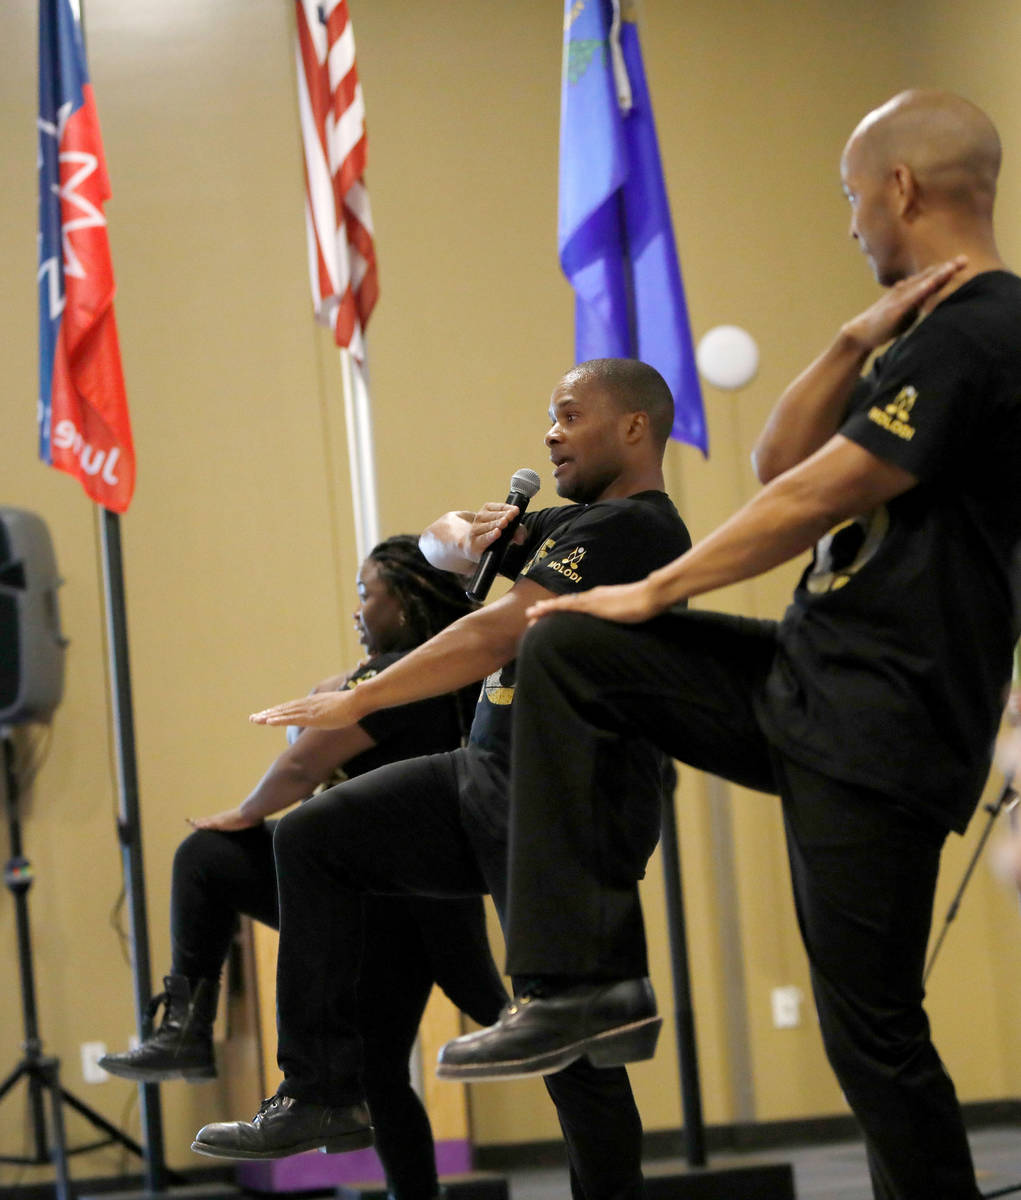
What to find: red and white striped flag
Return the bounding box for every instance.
[294,0,378,361]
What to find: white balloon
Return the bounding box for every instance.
[696,325,760,390]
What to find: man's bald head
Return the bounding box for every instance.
[564,358,675,449]
[845,89,1001,217]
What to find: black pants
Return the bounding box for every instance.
[170,820,506,1200]
[271,749,646,1200]
[507,609,980,1200]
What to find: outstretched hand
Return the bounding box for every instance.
[251,688,359,729]
[526,579,663,628]
[842,257,968,351]
[186,806,261,832]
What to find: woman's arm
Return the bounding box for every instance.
[187,717,376,831]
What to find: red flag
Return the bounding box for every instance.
[38,0,135,513]
[294,0,379,360]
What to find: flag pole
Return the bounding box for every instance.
[558,5,788,1191]
[293,0,381,561]
[82,509,234,1199]
[338,348,380,562]
[62,2,164,1190]
[97,508,166,1194]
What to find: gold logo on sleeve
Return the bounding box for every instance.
[548,546,586,583]
[867,385,918,441]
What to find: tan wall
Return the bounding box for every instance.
[2,0,1021,1181]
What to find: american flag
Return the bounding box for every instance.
[294,0,378,361]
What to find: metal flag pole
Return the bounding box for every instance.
[338,347,380,562]
[83,524,237,1200]
[85,511,239,1200]
[69,2,164,1188]
[98,508,166,1193]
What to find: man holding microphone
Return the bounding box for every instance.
[441,90,1021,1200]
[191,357,691,1200]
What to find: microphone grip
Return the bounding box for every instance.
[466,492,529,603]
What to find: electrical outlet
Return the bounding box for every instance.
[81,1041,109,1083]
[771,986,803,1029]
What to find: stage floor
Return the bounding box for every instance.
[499,1125,1021,1199]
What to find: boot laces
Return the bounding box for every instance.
[253,1094,288,1125]
[145,989,170,1024]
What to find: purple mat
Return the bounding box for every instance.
[236,1138,472,1192]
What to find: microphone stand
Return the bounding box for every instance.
[923,771,1021,1200]
[924,772,1018,984]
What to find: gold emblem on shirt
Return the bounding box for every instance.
[867,385,917,441]
[482,667,514,706]
[520,537,556,577]
[548,546,586,583]
[806,506,889,594]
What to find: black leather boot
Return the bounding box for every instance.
[99,974,218,1082]
[191,1093,373,1159]
[436,977,661,1081]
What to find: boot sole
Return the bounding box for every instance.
[190,1126,374,1160]
[101,1062,216,1083]
[436,1015,662,1082]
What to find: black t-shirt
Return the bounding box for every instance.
[467,490,692,759]
[320,650,467,785]
[756,270,1021,831]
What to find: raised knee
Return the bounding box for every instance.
[273,792,350,861]
[272,802,311,859]
[519,611,592,671]
[173,827,223,875]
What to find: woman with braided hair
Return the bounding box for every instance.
[100,535,507,1200]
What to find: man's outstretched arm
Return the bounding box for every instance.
[527,434,917,626]
[251,575,554,730]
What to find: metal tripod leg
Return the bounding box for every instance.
[41,1055,71,1200]
[0,728,163,1190]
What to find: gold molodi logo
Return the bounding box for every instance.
[867,385,917,441]
[548,546,586,582]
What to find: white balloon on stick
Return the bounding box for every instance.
[696,325,760,390]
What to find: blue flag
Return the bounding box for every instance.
[559,0,706,453]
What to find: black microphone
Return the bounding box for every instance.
[466,468,541,602]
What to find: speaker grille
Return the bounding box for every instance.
[0,594,19,711]
[0,508,65,725]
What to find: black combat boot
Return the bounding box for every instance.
[99,974,218,1082]
[191,1093,373,1159]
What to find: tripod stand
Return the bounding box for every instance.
[0,728,149,1199]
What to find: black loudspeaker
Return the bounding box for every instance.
[0,507,66,725]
